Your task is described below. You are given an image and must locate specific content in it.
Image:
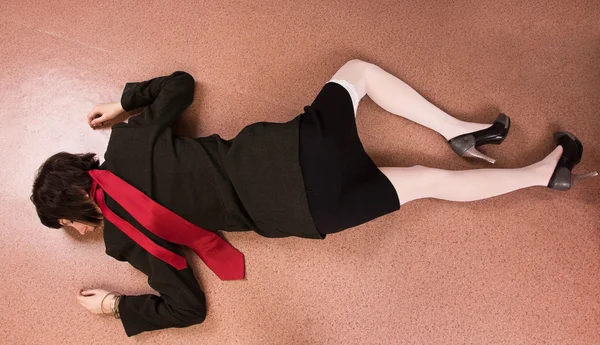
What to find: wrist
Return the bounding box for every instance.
[101,293,114,314]
[118,99,129,114]
[115,101,125,113]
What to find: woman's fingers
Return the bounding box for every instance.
[87,102,125,128]
[90,114,107,128]
[80,289,98,296]
[86,107,97,120]
[87,104,109,128]
[77,295,89,310]
[78,295,94,312]
[87,109,101,125]
[76,288,114,314]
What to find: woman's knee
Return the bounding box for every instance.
[345,58,369,68]
[332,59,375,98]
[337,59,376,77]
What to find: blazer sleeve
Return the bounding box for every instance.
[119,71,195,127]
[110,242,207,337]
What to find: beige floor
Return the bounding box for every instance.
[1,0,599,344]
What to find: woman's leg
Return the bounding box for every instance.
[379,146,563,205]
[331,59,491,140]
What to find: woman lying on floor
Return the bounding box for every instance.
[30,59,596,336]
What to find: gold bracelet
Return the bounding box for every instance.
[110,293,121,313]
[100,293,114,315]
[113,295,122,319]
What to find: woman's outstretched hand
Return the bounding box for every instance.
[87,102,126,129]
[77,289,113,314]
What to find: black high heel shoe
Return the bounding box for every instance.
[448,113,511,164]
[548,131,598,191]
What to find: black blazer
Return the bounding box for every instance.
[102,72,319,336]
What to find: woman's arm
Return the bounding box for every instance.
[114,243,207,337]
[93,221,207,337]
[85,71,195,129]
[119,71,195,127]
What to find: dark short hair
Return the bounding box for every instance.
[31,152,103,229]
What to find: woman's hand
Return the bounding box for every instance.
[87,102,126,129]
[77,289,114,314]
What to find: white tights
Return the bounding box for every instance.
[329,59,561,205]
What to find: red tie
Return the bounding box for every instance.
[88,169,245,281]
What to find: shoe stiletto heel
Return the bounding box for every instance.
[462,146,497,164]
[547,131,598,191]
[574,171,599,180]
[448,113,511,164]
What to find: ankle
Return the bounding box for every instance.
[529,147,563,186]
[529,163,556,186]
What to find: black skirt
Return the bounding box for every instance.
[299,82,400,235]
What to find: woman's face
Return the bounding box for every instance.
[59,219,103,235]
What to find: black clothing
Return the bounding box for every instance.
[103,71,318,336]
[109,72,319,239]
[104,223,206,336]
[102,73,398,336]
[299,83,400,235]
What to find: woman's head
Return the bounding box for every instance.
[31,152,103,234]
